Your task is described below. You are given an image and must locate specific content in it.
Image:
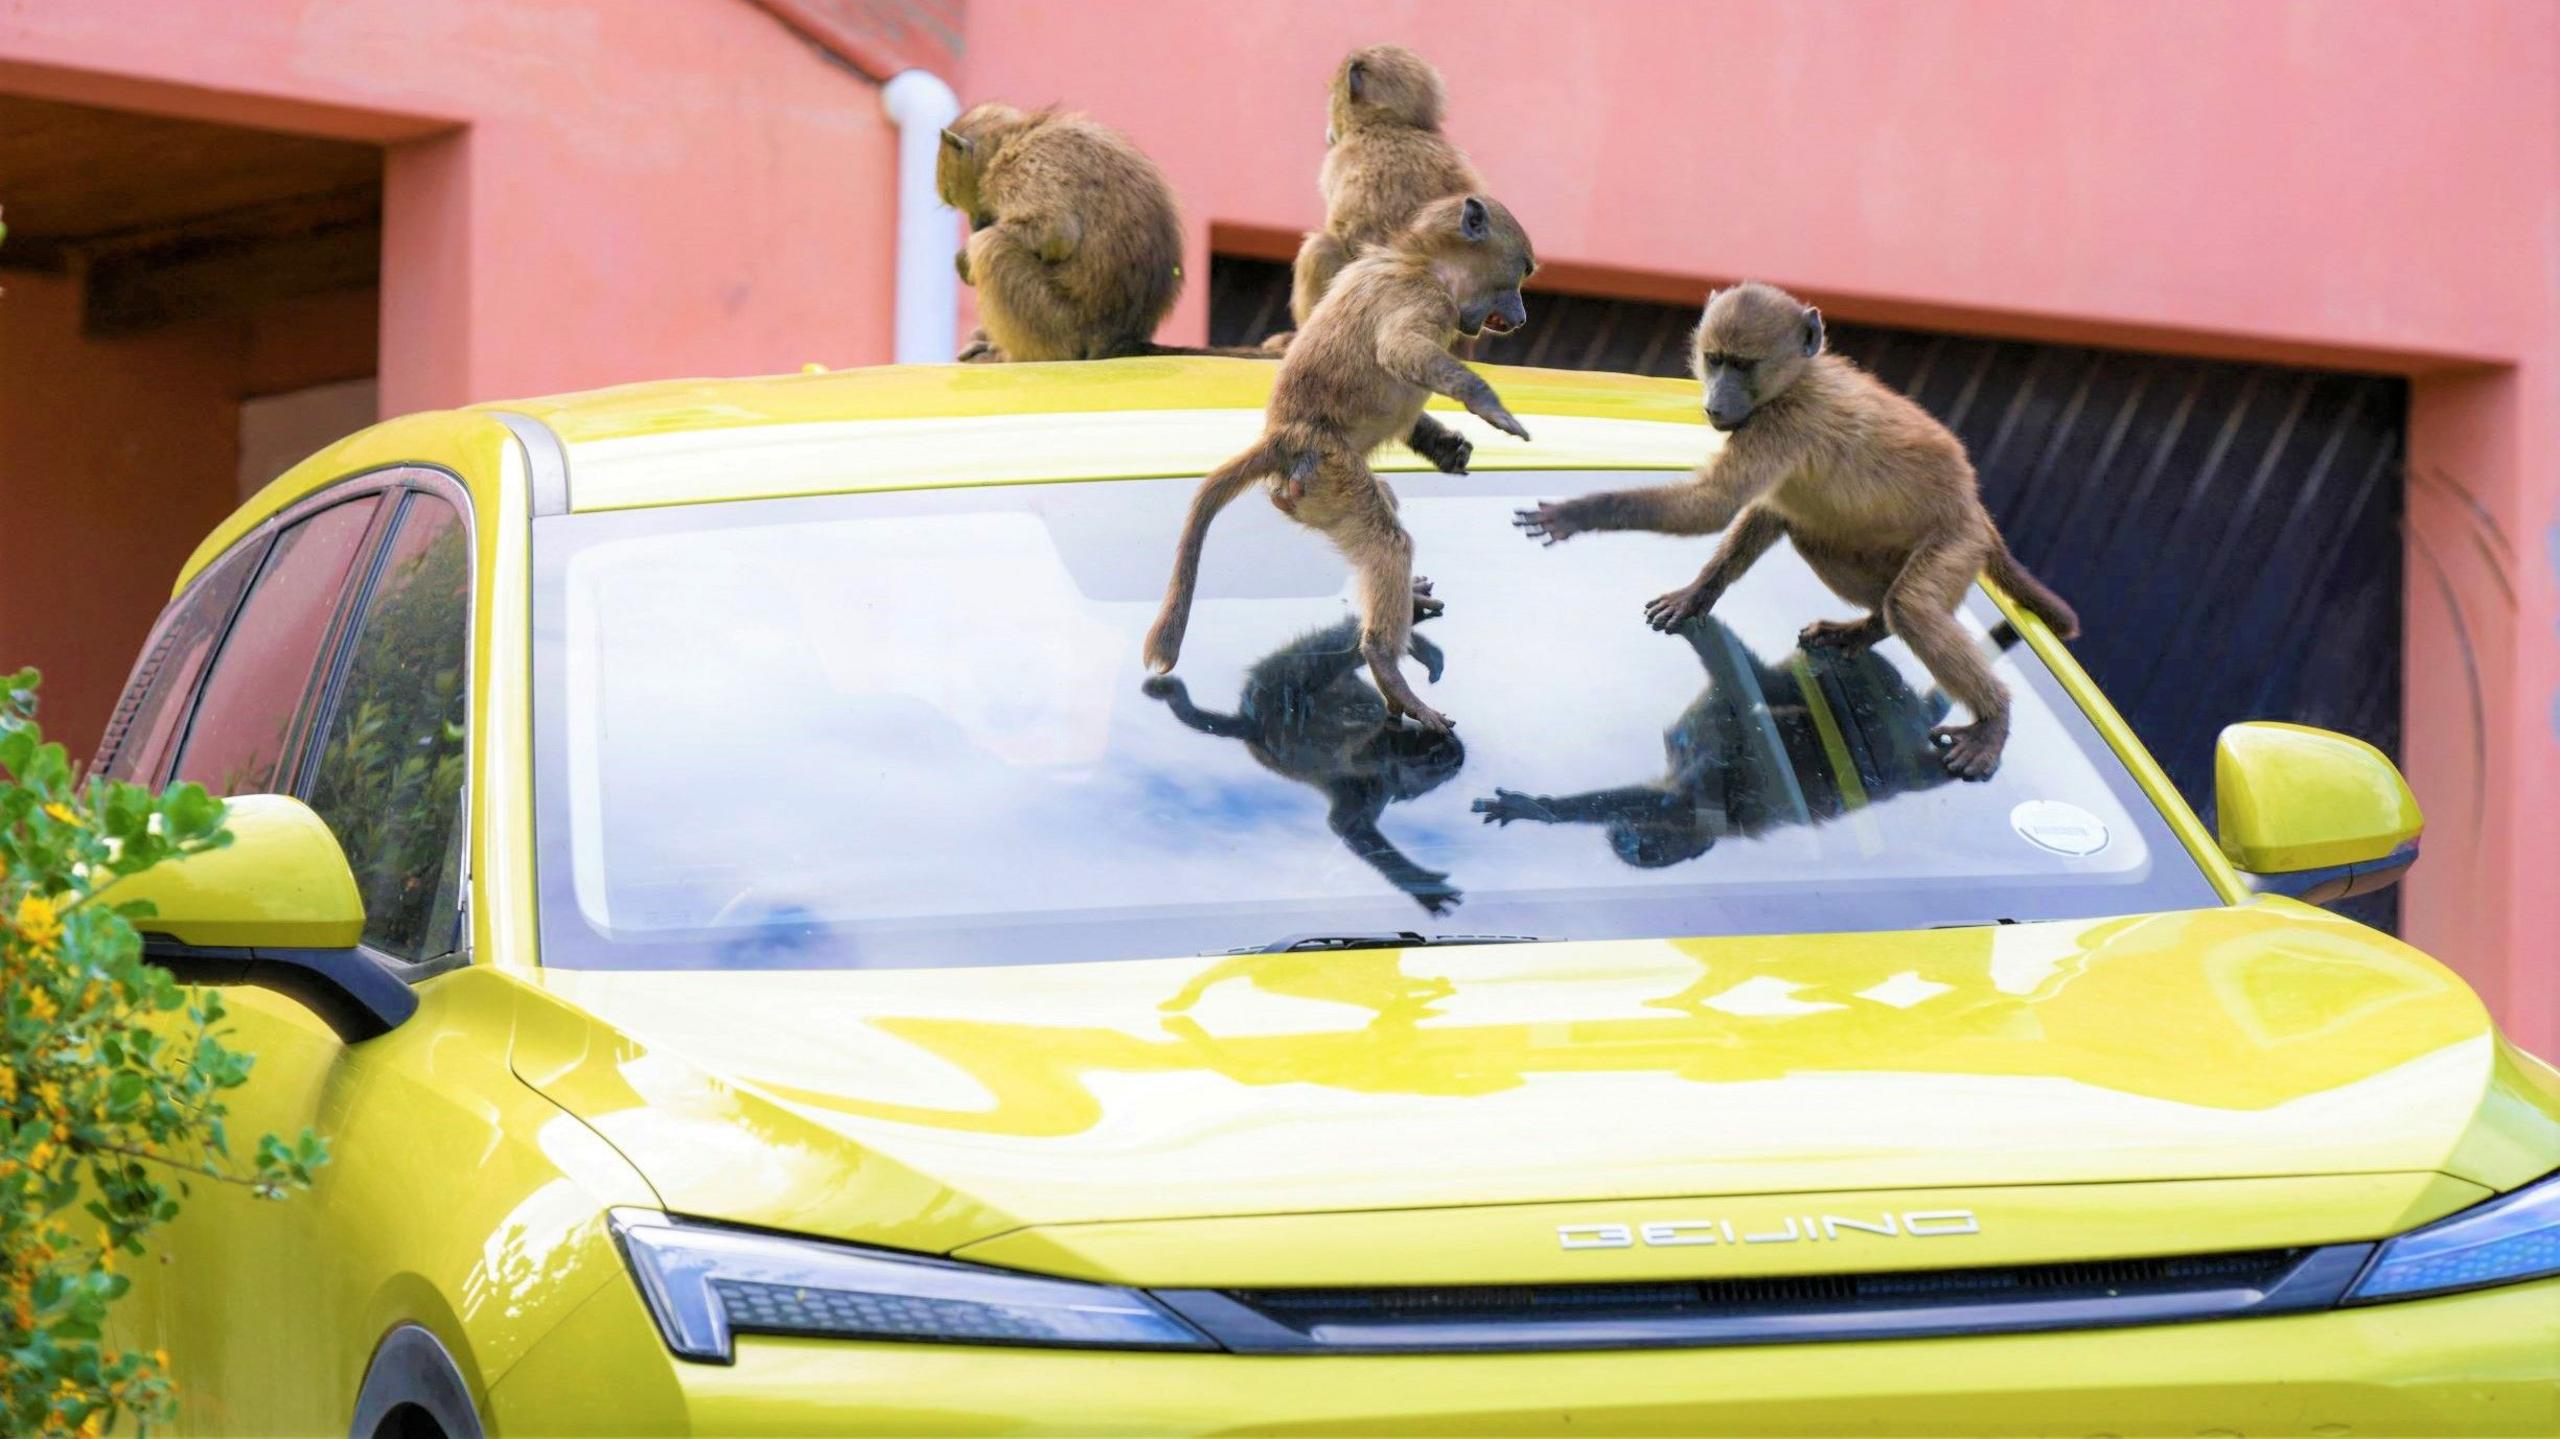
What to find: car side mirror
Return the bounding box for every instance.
[2214,722,2423,905]
[110,794,416,1041]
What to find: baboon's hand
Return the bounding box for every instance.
[1468,394,1532,442]
[957,332,1003,363]
[1644,582,1715,632]
[1259,331,1296,355]
[1412,427,1472,475]
[1512,501,1584,547]
[1472,789,1556,826]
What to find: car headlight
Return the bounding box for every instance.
[2346,1169,2560,1304]
[609,1209,1215,1363]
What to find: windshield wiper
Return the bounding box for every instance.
[1225,931,1557,955]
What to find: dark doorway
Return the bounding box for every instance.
[0,92,385,757]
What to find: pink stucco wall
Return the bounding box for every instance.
[963,0,2560,1054]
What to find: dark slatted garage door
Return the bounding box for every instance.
[1211,258,2410,929]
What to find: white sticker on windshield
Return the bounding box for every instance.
[2010,800,2110,857]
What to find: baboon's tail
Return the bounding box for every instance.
[1984,542,2081,641]
[1120,340,1283,360]
[1143,435,1296,673]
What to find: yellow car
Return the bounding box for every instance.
[99,359,2559,1437]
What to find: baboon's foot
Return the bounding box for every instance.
[1932,720,2007,781]
[1800,613,1888,652]
[1390,698,1453,734]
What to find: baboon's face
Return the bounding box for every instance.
[1329,45,1446,143]
[935,104,1023,226]
[1694,283,1825,432]
[1418,195,1535,338]
[1364,722,1466,800]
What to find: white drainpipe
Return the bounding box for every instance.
[881,69,963,364]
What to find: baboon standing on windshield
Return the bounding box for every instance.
[1514,283,2078,780]
[1144,194,1539,734]
[938,103,1208,362]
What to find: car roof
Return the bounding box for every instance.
[184,359,1708,587]
[491,355,1701,444]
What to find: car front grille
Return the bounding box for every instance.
[1150,1245,2376,1353]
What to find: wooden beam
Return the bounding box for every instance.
[77,187,380,337]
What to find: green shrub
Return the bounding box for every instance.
[1,669,326,1436]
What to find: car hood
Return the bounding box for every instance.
[510,899,2557,1266]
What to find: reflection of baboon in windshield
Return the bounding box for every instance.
[1144,614,1466,914]
[1474,619,1954,867]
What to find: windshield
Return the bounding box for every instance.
[531,471,2219,970]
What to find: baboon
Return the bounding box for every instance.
[1472,617,1958,866]
[1513,282,2078,779]
[1145,615,1465,915]
[1287,45,1482,330]
[938,103,1265,362]
[1143,193,1538,733]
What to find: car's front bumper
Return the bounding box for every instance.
[486,1271,2559,1436]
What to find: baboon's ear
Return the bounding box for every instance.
[1460,195,1489,241]
[1347,58,1368,102]
[940,129,971,156]
[1800,306,1825,357]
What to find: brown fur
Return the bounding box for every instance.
[1145,195,1539,733]
[1515,282,2079,779]
[1283,46,1483,332]
[940,103,1260,362]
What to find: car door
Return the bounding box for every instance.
[105,475,475,1433]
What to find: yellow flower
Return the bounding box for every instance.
[13,892,62,948]
[42,802,79,826]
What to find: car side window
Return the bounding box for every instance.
[305,494,471,962]
[94,540,265,783]
[171,497,381,796]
